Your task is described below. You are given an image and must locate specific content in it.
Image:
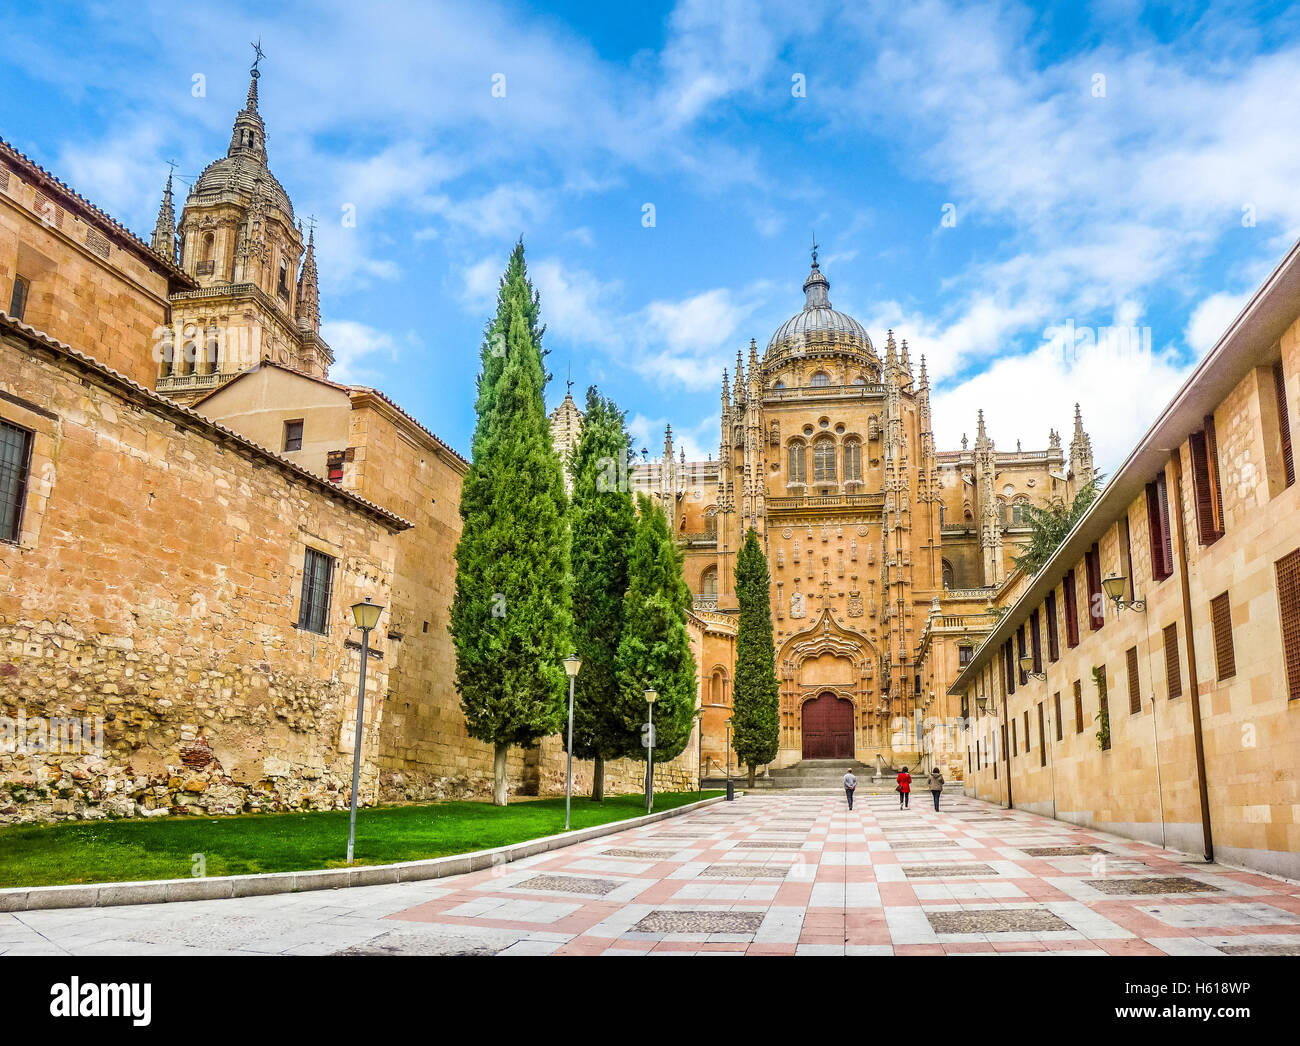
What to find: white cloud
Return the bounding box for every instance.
[320,319,405,384]
[1185,290,1252,355]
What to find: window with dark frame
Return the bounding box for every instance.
[1063,569,1081,647]
[1053,691,1063,741]
[8,275,30,321]
[1210,591,1236,681]
[1126,645,1141,714]
[958,645,972,667]
[1011,718,1017,757]
[1189,415,1225,545]
[1030,609,1043,674]
[1085,543,1104,631]
[1163,623,1182,698]
[0,420,34,543]
[284,419,304,453]
[1073,679,1083,734]
[1037,703,1046,767]
[1278,548,1300,701]
[297,547,335,635]
[1274,361,1294,489]
[1146,472,1174,581]
[1046,590,1060,661]
[1017,625,1028,685]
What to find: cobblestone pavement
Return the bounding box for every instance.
[4,791,1299,956]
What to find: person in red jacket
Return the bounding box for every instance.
[896,766,912,809]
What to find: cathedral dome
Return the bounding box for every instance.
[765,255,873,357]
[188,154,295,220]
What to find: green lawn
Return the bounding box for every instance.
[0,791,721,889]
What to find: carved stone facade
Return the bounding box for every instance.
[632,253,1094,773]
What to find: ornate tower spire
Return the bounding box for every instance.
[900,337,912,378]
[884,329,898,369]
[295,226,320,332]
[733,348,746,403]
[1069,402,1095,487]
[721,366,731,409]
[918,353,929,388]
[150,171,176,261]
[228,42,268,163]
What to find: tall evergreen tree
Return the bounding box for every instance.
[450,246,571,806]
[566,387,636,801]
[732,527,779,786]
[613,495,697,771]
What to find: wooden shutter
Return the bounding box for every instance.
[1046,591,1060,661]
[1210,592,1236,681]
[1146,473,1174,580]
[1005,640,1015,695]
[1276,549,1300,700]
[1163,623,1182,698]
[1023,710,1030,752]
[1053,691,1063,741]
[1097,666,1110,750]
[1275,361,1294,489]
[1017,625,1028,684]
[1038,704,1046,766]
[1073,679,1083,733]
[1190,418,1225,546]
[1030,610,1043,673]
[1086,543,1104,630]
[1063,570,1080,647]
[1126,646,1141,713]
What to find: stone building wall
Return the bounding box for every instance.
[958,307,1300,880]
[0,322,407,823]
[0,144,189,391]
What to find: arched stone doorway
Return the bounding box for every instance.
[802,692,854,759]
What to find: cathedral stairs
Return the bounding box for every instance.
[702,759,964,792]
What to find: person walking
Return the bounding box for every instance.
[896,766,911,809]
[929,767,945,811]
[843,767,857,810]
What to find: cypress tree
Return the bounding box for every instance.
[450,246,571,806]
[566,387,636,800]
[732,526,779,786]
[613,494,697,771]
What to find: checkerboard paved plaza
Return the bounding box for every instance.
[4,791,1299,956]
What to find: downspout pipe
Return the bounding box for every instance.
[1170,452,1214,861]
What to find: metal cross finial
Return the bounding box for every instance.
[305,213,318,238]
[166,158,178,176]
[811,232,818,266]
[250,38,266,76]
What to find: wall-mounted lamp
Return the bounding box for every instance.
[1018,653,1047,681]
[1102,573,1146,613]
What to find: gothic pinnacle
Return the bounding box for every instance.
[150,171,176,260]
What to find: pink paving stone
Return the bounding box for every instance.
[1098,938,1168,956]
[554,937,618,955]
[746,943,799,956]
[877,883,918,904]
[990,940,1048,952]
[894,944,946,955]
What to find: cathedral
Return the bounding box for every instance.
[554,252,1096,776]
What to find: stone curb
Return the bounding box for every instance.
[0,794,730,913]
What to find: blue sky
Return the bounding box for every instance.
[4,0,1300,469]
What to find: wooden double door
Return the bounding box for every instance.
[801,693,855,759]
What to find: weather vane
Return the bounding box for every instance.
[250,38,266,77]
[811,231,819,266]
[566,360,574,396]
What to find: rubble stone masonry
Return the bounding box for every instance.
[0,323,408,823]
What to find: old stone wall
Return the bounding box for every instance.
[0,152,178,390]
[0,330,404,823]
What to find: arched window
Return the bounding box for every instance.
[810,371,831,387]
[788,442,806,484]
[843,439,862,482]
[773,380,785,390]
[279,258,289,292]
[203,233,215,260]
[942,559,955,589]
[704,506,718,537]
[1012,498,1029,525]
[700,566,718,598]
[851,375,866,386]
[998,499,1009,526]
[814,439,836,483]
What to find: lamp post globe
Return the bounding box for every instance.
[346,597,385,865]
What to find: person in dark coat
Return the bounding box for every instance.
[896,766,911,809]
[928,767,945,810]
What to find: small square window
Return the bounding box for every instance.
[9,275,30,322]
[0,419,34,543]
[297,547,335,635]
[284,419,304,453]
